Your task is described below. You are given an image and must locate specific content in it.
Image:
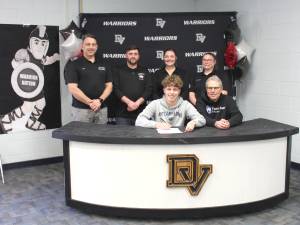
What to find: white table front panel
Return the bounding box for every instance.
[69,138,287,209]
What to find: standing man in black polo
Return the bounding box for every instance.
[65,34,113,124]
[113,45,152,125]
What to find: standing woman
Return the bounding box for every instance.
[189,52,229,105]
[153,48,190,100]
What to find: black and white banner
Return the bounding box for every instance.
[80,12,236,119]
[0,24,61,134]
[80,12,235,78]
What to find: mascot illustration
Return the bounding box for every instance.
[0,25,59,133]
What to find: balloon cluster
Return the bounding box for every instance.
[224,17,255,79]
[60,21,83,61]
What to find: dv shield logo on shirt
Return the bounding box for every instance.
[206,105,212,114]
[167,154,212,196]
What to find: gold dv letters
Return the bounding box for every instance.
[167,154,213,196]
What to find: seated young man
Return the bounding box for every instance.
[196,75,243,129]
[135,75,206,132]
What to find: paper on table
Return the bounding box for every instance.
[156,128,182,134]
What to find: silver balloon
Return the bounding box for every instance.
[236,39,255,63]
[61,31,82,60]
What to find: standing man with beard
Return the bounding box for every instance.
[113,45,152,125]
[65,34,113,124]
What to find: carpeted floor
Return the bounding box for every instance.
[0,163,299,225]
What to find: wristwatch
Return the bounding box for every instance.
[99,98,104,103]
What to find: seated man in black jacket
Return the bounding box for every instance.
[196,75,243,129]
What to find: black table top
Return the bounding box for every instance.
[52,118,299,145]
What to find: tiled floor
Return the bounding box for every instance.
[0,163,299,225]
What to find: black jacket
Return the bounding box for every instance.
[196,92,243,127]
[113,64,152,119]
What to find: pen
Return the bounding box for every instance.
[160,117,168,123]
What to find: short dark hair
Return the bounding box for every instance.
[161,75,183,89]
[202,52,216,61]
[82,33,97,42]
[163,48,177,56]
[126,45,140,53]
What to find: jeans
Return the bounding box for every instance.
[71,107,108,124]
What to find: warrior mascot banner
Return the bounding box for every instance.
[0,24,61,134]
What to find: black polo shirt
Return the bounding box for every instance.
[65,57,112,109]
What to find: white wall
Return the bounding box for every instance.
[195,0,300,163]
[0,0,79,164]
[0,0,196,164]
[82,0,197,13]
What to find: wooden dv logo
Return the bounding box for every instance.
[167,154,213,196]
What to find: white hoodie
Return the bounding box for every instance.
[135,96,206,128]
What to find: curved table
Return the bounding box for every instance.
[52,118,298,219]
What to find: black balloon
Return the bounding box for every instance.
[225,21,241,44]
[60,21,82,40]
[234,57,250,80]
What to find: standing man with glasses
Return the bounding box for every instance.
[65,34,113,124]
[196,75,242,129]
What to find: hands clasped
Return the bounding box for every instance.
[215,119,230,129]
[89,99,101,112]
[127,100,140,111]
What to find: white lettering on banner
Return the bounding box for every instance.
[185,51,217,58]
[148,68,160,73]
[114,34,125,45]
[21,80,36,86]
[156,18,166,28]
[183,20,215,25]
[102,53,126,59]
[156,51,164,60]
[103,21,137,26]
[144,36,177,41]
[195,33,206,43]
[19,73,38,80]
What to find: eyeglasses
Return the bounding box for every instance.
[206,87,221,90]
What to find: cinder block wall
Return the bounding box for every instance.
[196,0,300,163]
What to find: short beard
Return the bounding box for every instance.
[127,59,138,66]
